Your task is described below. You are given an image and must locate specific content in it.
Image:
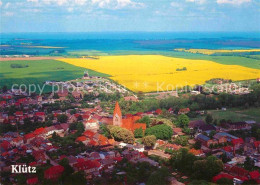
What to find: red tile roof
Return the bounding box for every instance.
[35,112,45,116]
[189,148,203,156]
[231,138,244,145]
[113,157,123,162]
[44,165,64,180]
[98,134,108,145]
[24,133,35,140]
[1,140,11,151]
[113,101,122,118]
[254,141,260,148]
[155,109,162,115]
[33,127,46,135]
[212,173,234,183]
[88,140,98,146]
[76,136,87,142]
[74,160,101,171]
[223,146,233,152]
[27,177,38,185]
[178,108,190,114]
[83,130,95,138]
[18,98,27,104]
[15,111,23,116]
[249,170,260,180]
[0,101,6,105]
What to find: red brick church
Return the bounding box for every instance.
[113,102,146,132]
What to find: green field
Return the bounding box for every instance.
[208,107,260,122]
[0,59,109,92]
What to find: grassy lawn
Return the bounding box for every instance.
[208,107,260,122]
[0,59,109,92]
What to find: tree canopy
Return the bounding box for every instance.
[145,124,173,140]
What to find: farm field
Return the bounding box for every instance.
[174,48,260,55]
[208,108,260,122]
[57,55,260,92]
[0,59,109,92]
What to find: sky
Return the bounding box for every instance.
[0,0,260,32]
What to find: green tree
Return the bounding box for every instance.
[142,135,156,148]
[137,116,151,127]
[53,93,59,99]
[108,126,135,144]
[57,114,68,123]
[177,114,190,128]
[209,130,216,139]
[192,156,223,180]
[170,148,197,175]
[205,114,213,124]
[145,124,173,140]
[2,85,8,93]
[134,128,143,138]
[174,136,188,146]
[147,167,170,185]
[59,158,74,182]
[216,178,233,185]
[244,156,254,171]
[194,140,202,150]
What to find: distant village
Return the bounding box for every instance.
[0,73,260,185]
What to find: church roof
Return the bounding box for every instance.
[113,101,122,118]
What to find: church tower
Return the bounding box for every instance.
[113,102,122,127]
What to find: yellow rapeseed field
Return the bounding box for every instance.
[57,55,260,92]
[175,48,260,55]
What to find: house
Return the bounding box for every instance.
[44,165,64,180]
[189,148,204,156]
[198,124,216,133]
[212,173,235,183]
[24,133,36,143]
[155,109,162,115]
[214,132,238,142]
[178,108,190,115]
[83,119,99,130]
[72,91,83,99]
[165,143,182,151]
[34,112,45,122]
[73,159,101,176]
[224,164,249,181]
[26,177,38,185]
[124,96,138,102]
[227,122,248,130]
[232,138,244,150]
[57,90,68,97]
[213,133,228,144]
[172,128,184,138]
[196,134,218,147]
[249,170,260,184]
[189,120,206,130]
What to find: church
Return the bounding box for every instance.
[113,102,146,132]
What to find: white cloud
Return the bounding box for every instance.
[186,0,206,4]
[27,0,39,2]
[75,0,87,5]
[216,0,252,5]
[42,0,68,6]
[92,0,144,9]
[0,1,2,7]
[170,2,184,11]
